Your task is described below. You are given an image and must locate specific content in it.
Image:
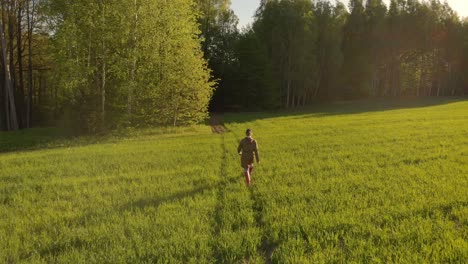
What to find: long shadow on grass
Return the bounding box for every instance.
[37,200,464,260]
[36,184,221,260]
[0,127,112,154]
[223,97,467,124]
[36,182,222,258]
[251,201,468,261]
[119,183,220,213]
[0,126,195,154]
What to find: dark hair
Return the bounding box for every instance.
[246,128,252,136]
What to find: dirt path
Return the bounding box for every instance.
[210,114,229,134]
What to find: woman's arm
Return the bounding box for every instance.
[254,141,260,163]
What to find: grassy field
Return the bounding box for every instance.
[1,99,467,263]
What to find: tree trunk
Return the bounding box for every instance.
[449,63,454,96]
[0,22,18,130]
[286,53,291,109]
[54,80,58,118]
[38,73,42,105]
[389,59,394,96]
[101,2,106,128]
[285,31,294,109]
[0,0,4,129]
[314,75,320,97]
[372,68,378,97]
[437,75,441,97]
[173,108,178,127]
[302,81,306,106]
[101,44,106,127]
[128,0,138,117]
[418,56,424,97]
[396,63,400,97]
[0,68,4,130]
[8,2,19,125]
[26,0,34,128]
[17,2,25,127]
[292,84,295,108]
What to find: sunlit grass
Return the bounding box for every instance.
[1,99,467,263]
[225,99,468,263]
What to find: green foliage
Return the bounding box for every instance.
[47,0,215,131]
[194,0,238,61]
[235,29,279,109]
[314,0,347,98]
[217,0,468,109]
[193,0,240,112]
[254,0,320,108]
[133,0,215,126]
[462,20,468,94]
[1,99,467,262]
[5,0,468,131]
[342,0,371,98]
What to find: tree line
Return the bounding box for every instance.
[210,0,468,110]
[1,0,468,132]
[1,0,215,132]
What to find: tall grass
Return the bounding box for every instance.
[1,99,467,263]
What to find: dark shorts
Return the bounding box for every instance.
[241,157,254,169]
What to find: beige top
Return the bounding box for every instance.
[237,136,259,168]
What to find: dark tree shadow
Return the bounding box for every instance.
[4,97,465,154]
[119,183,219,213]
[0,127,114,154]
[222,97,467,124]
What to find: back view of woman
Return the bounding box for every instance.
[237,128,260,186]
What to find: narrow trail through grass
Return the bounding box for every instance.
[250,186,275,264]
[212,132,229,261]
[228,126,274,263]
[210,114,229,134]
[211,130,264,263]
[227,119,275,263]
[1,99,467,263]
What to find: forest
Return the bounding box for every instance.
[1,0,468,132]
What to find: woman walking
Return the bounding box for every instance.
[237,128,260,186]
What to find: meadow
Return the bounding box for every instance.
[1,99,467,263]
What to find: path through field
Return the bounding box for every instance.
[1,99,467,263]
[210,114,229,134]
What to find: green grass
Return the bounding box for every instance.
[1,99,467,263]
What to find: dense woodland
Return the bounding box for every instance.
[1,0,468,132]
[212,0,468,110]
